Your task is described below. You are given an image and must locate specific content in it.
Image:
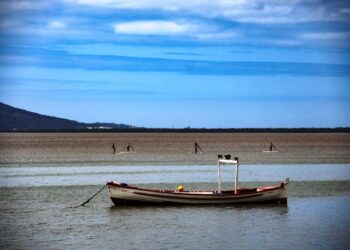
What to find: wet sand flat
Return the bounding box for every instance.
[0,133,349,165]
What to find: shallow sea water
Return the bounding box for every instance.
[0,164,349,187]
[0,164,350,249]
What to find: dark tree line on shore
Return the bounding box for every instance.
[3,127,349,133]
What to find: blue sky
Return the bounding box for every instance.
[0,0,349,128]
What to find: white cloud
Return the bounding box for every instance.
[114,21,197,36]
[302,32,350,41]
[113,20,244,43]
[267,39,303,46]
[113,20,239,41]
[65,0,348,24]
[197,31,240,41]
[48,21,66,29]
[65,0,209,11]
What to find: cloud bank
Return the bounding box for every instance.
[66,0,350,24]
[114,21,196,36]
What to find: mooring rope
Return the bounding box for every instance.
[78,184,107,207]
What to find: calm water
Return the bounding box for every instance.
[0,164,349,187]
[0,164,349,249]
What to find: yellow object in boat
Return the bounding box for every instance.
[177,185,184,192]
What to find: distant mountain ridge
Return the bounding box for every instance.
[0,102,134,131]
[1,102,349,133]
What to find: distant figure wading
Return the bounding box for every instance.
[269,142,277,151]
[126,143,135,152]
[112,143,116,154]
[194,142,204,154]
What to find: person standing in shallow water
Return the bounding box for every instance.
[126,143,134,152]
[112,143,116,154]
[269,142,277,151]
[194,142,204,154]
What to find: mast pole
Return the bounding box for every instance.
[218,160,222,193]
[234,157,239,194]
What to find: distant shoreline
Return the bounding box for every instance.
[1,127,350,133]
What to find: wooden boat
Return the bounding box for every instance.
[107,156,289,205]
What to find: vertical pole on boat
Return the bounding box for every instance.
[218,160,222,193]
[234,157,239,194]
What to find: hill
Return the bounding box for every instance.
[0,102,349,133]
[0,102,133,131]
